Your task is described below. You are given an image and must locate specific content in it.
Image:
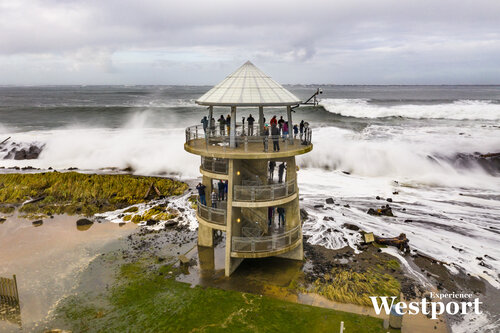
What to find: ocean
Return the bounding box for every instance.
[0,85,499,331]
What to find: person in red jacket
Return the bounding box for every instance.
[270,115,277,127]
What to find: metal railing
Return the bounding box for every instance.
[185,123,312,153]
[232,225,301,253]
[196,201,227,226]
[201,156,228,174]
[233,179,296,202]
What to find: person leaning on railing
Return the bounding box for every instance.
[271,124,280,152]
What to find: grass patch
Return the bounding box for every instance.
[0,172,187,217]
[53,261,393,333]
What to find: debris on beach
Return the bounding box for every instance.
[367,204,395,217]
[375,233,410,252]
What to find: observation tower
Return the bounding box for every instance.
[185,61,313,276]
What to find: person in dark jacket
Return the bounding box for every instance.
[293,124,298,139]
[196,183,206,205]
[226,114,231,134]
[271,125,280,152]
[247,114,255,136]
[201,116,208,134]
[268,206,275,228]
[299,120,304,140]
[269,161,276,181]
[218,115,226,135]
[218,180,225,201]
[278,162,286,183]
[278,116,285,135]
[277,207,285,227]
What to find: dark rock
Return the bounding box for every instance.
[343,204,350,208]
[76,218,93,226]
[313,204,324,209]
[323,216,334,221]
[404,219,413,223]
[325,198,334,204]
[146,219,158,226]
[376,196,381,200]
[386,198,393,202]
[342,171,351,175]
[393,191,399,195]
[0,217,6,223]
[342,223,360,231]
[32,220,43,226]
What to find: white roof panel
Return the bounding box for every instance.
[196,61,301,106]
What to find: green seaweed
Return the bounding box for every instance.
[0,172,187,218]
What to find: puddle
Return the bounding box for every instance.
[177,243,305,303]
[0,215,136,332]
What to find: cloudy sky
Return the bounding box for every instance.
[1,0,499,85]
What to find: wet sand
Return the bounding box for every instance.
[0,214,136,332]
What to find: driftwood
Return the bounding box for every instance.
[23,196,46,205]
[144,183,162,199]
[375,233,409,251]
[0,137,11,145]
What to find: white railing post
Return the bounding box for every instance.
[340,321,344,332]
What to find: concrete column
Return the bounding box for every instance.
[208,106,213,122]
[258,106,264,135]
[287,105,293,144]
[198,223,214,247]
[225,159,243,276]
[230,106,237,148]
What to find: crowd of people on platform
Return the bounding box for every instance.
[196,180,228,209]
[201,113,309,151]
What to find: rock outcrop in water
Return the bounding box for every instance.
[0,140,45,160]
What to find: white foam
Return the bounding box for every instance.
[320,99,500,120]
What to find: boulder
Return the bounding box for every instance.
[325,198,335,204]
[76,218,93,226]
[32,220,43,227]
[342,223,360,231]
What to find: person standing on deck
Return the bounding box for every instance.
[211,190,218,208]
[218,115,226,135]
[282,121,289,142]
[271,124,280,152]
[226,114,231,135]
[224,180,228,200]
[268,206,275,228]
[269,161,276,181]
[196,183,206,205]
[210,117,216,136]
[247,114,255,136]
[299,120,304,140]
[278,116,284,135]
[278,162,286,183]
[263,125,269,151]
[201,116,208,135]
[277,207,285,228]
[218,180,225,201]
[293,124,298,139]
[270,115,278,127]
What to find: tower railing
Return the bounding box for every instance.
[201,156,228,174]
[196,201,227,226]
[232,225,300,253]
[185,123,312,153]
[233,179,296,202]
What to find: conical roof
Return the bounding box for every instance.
[196,61,301,106]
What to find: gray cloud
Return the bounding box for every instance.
[0,0,499,84]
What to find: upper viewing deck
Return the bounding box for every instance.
[184,123,313,159]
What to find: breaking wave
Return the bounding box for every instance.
[320,99,500,120]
